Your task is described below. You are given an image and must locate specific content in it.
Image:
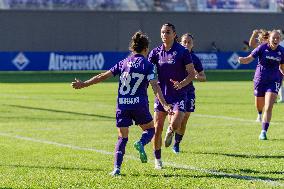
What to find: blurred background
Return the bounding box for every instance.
[0,0,283,72]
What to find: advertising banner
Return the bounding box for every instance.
[0,52,129,71]
[0,51,256,71]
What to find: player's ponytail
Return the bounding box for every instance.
[129,31,149,53]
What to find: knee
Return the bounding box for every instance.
[183,114,190,121]
[171,122,181,131]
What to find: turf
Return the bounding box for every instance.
[0,71,283,188]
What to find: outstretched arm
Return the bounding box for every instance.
[238,54,254,65]
[71,70,113,89]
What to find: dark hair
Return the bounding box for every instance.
[129,31,149,53]
[163,23,176,32]
[162,22,179,42]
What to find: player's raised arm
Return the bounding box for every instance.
[71,70,113,89]
[249,29,260,49]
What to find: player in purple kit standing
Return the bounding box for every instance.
[239,30,284,140]
[71,31,172,176]
[170,33,206,154]
[148,23,195,169]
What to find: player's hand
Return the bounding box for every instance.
[71,78,85,89]
[194,74,199,80]
[238,57,244,64]
[253,29,260,34]
[164,104,174,115]
[170,79,183,90]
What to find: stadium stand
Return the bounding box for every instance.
[0,0,131,10]
[1,0,280,12]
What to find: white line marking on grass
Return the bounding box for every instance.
[193,114,281,125]
[164,162,284,187]
[0,132,283,187]
[0,132,113,156]
[192,122,254,127]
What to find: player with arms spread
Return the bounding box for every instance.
[239,30,284,140]
[71,31,172,176]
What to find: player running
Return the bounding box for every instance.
[239,30,284,140]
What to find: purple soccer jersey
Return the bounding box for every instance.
[185,52,204,112]
[251,43,284,96]
[188,51,204,94]
[110,54,155,127]
[110,53,156,110]
[148,42,193,101]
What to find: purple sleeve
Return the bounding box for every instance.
[251,44,263,58]
[281,48,284,65]
[281,55,284,65]
[109,61,122,76]
[183,49,193,66]
[148,49,157,64]
[192,54,204,73]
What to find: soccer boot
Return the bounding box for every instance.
[255,115,262,122]
[134,141,147,163]
[172,144,180,154]
[154,159,163,170]
[109,168,121,176]
[164,127,174,147]
[259,131,268,140]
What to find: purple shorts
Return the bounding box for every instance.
[116,106,153,127]
[185,93,195,112]
[154,96,187,112]
[254,80,282,97]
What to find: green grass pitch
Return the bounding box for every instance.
[0,71,283,188]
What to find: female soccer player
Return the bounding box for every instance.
[148,23,195,169]
[239,30,284,140]
[249,29,270,122]
[71,31,172,176]
[277,29,284,103]
[170,33,206,154]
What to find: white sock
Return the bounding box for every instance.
[280,87,284,101]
